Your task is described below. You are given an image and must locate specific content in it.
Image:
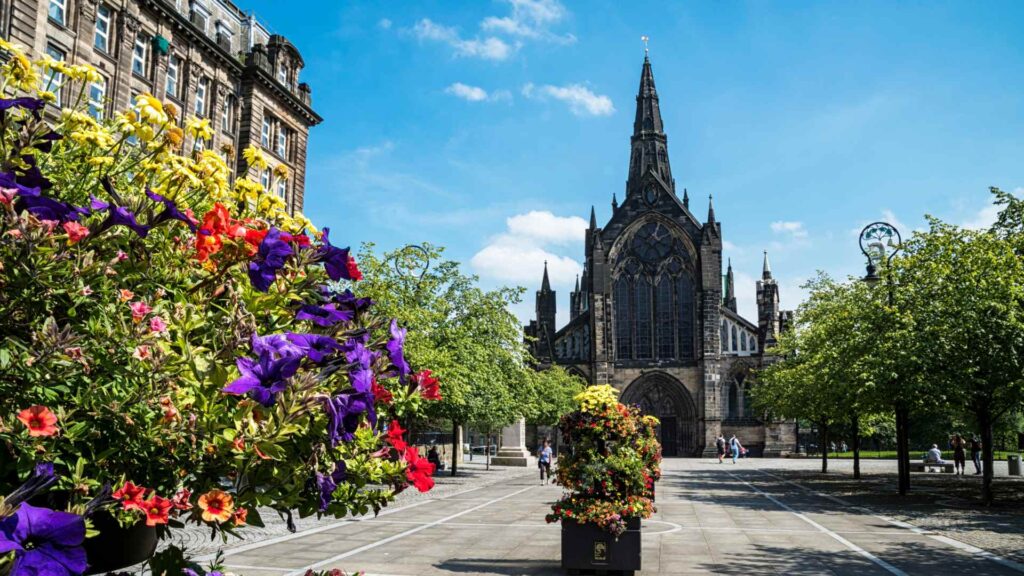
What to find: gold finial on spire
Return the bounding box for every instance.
[641,35,649,56]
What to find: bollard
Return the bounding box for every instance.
[1008,454,1021,476]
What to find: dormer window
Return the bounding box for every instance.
[215,21,234,51]
[276,64,288,86]
[190,1,210,34]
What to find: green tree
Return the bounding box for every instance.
[355,243,531,475]
[897,219,1024,503]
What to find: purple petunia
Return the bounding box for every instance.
[386,319,411,382]
[222,353,301,407]
[88,195,151,238]
[251,333,305,360]
[248,227,293,292]
[295,303,352,327]
[330,288,374,315]
[322,391,376,447]
[0,97,45,116]
[0,503,87,576]
[286,333,342,364]
[316,228,357,282]
[146,189,197,232]
[311,460,349,512]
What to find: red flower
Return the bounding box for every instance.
[412,370,441,401]
[142,495,172,526]
[243,227,269,254]
[386,420,407,452]
[404,446,435,492]
[371,379,393,405]
[17,405,58,437]
[62,221,89,244]
[232,507,248,526]
[346,254,363,281]
[113,481,148,512]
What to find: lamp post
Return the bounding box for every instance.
[858,222,907,495]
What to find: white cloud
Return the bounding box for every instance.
[445,82,489,102]
[481,0,576,44]
[377,18,392,30]
[471,210,586,326]
[962,203,1000,231]
[507,210,587,244]
[522,82,614,117]
[722,240,744,255]
[770,220,808,239]
[409,18,513,61]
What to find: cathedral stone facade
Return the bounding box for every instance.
[524,56,795,457]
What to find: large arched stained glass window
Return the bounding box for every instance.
[731,325,738,352]
[675,275,694,360]
[721,320,728,352]
[614,276,632,360]
[656,276,674,358]
[635,276,653,359]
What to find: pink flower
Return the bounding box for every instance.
[62,221,89,244]
[118,289,134,302]
[149,316,167,334]
[129,301,152,322]
[80,286,93,296]
[5,229,22,238]
[116,250,128,262]
[0,187,16,206]
[38,219,58,235]
[133,345,151,361]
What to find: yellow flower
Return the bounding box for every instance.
[38,91,57,104]
[134,93,168,125]
[272,164,289,179]
[2,49,38,91]
[87,156,115,168]
[185,117,213,141]
[166,126,184,148]
[164,101,179,120]
[242,146,268,171]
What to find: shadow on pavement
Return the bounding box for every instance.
[435,558,561,575]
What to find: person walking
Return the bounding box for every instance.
[716,434,727,463]
[730,434,743,464]
[951,434,967,475]
[970,436,983,475]
[538,439,553,484]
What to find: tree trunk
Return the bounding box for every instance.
[852,414,861,480]
[895,405,910,496]
[979,407,995,505]
[820,421,829,474]
[450,421,460,477]
[485,430,492,471]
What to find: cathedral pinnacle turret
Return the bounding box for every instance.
[725,258,737,312]
[541,260,551,291]
[589,206,597,229]
[707,195,716,224]
[762,251,773,280]
[626,54,673,197]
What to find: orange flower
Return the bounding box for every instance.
[232,507,248,526]
[142,495,172,526]
[197,489,234,523]
[17,405,58,437]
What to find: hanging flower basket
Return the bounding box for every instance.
[83,513,158,575]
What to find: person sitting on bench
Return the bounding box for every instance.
[924,444,946,464]
[427,445,445,471]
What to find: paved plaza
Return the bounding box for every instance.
[181,458,1024,576]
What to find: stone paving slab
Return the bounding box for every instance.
[200,459,1024,575]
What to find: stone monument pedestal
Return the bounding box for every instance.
[491,418,536,467]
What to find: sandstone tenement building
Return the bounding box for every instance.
[0,0,321,213]
[525,55,795,457]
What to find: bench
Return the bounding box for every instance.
[910,462,955,473]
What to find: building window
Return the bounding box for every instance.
[94,5,111,53]
[48,0,66,24]
[720,320,728,352]
[190,1,210,33]
[221,94,235,133]
[656,276,674,358]
[132,35,148,77]
[614,276,632,360]
[731,325,738,352]
[88,76,107,120]
[260,168,271,190]
[675,275,694,360]
[194,77,208,116]
[165,55,180,98]
[261,116,271,147]
[43,45,65,107]
[635,276,652,359]
[740,332,747,352]
[276,178,287,200]
[276,64,288,85]
[275,125,287,157]
[727,383,739,419]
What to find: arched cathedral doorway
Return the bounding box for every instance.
[621,373,698,456]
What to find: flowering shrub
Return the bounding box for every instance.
[545,385,661,537]
[0,39,438,575]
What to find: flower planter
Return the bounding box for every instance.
[84,513,158,575]
[561,516,641,574]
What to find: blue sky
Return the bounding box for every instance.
[246,0,1023,327]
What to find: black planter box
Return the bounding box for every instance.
[561,516,641,574]
[84,512,158,575]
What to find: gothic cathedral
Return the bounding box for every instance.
[524,55,796,457]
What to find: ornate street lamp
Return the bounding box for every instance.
[858,221,909,494]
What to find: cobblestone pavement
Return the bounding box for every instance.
[181,458,1024,575]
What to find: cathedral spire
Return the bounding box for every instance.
[762,251,773,280]
[589,205,597,229]
[541,261,551,291]
[683,188,689,208]
[725,258,737,312]
[706,194,716,224]
[627,54,673,197]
